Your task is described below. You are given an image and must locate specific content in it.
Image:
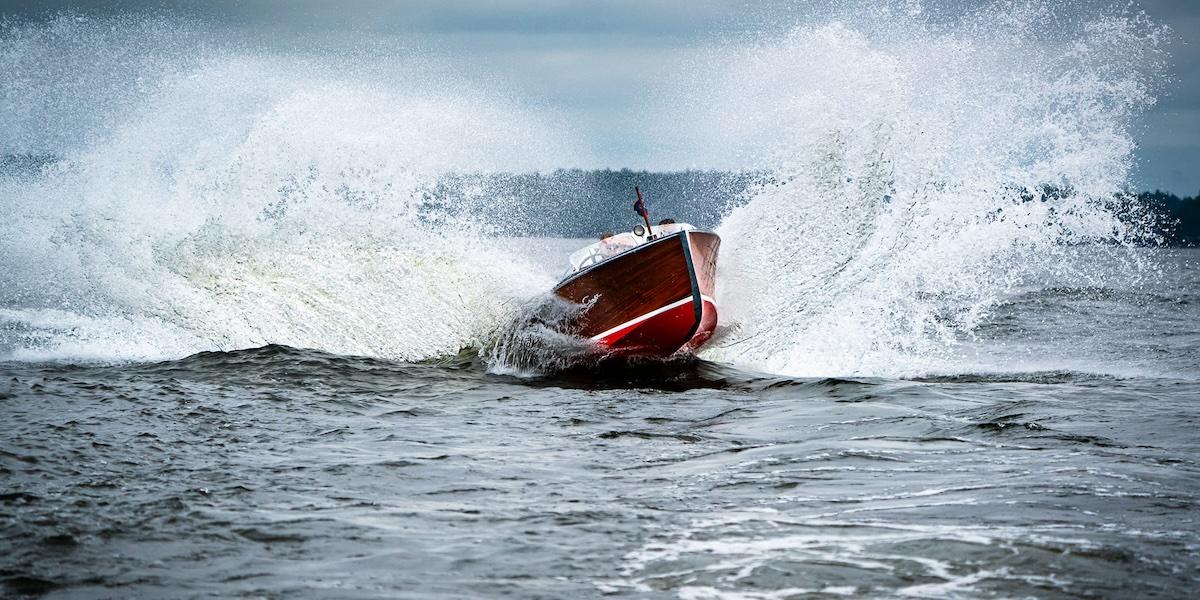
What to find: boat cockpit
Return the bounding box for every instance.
[567,222,695,273]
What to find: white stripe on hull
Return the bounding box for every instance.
[589,294,717,341]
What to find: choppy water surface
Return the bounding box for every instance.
[3,249,1198,599]
[3,2,1197,597]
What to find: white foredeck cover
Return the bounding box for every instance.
[568,223,695,272]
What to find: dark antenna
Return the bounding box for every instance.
[634,186,655,239]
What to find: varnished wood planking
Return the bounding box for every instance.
[554,234,694,338]
[687,232,720,300]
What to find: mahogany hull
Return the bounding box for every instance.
[553,231,720,357]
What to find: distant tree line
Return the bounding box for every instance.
[1137,190,1200,247]
[423,168,769,237]
[427,172,1200,245]
[0,153,57,175]
[3,154,1197,245]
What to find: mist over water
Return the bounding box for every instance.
[3,4,1200,599]
[1,13,584,363]
[0,3,1176,379]
[0,3,1172,377]
[682,5,1169,377]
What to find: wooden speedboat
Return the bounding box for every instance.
[554,223,720,357]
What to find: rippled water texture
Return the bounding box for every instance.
[3,250,1198,598]
[2,2,1197,597]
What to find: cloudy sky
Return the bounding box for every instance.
[4,0,1198,193]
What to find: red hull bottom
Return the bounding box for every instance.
[554,230,721,360]
[591,295,718,357]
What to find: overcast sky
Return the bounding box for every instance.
[4,0,1198,193]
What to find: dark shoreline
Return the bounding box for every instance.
[3,153,1197,245]
[1140,190,1200,247]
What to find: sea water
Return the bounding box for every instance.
[2,3,1198,598]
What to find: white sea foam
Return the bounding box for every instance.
[686,5,1168,378]
[0,16,581,362]
[0,4,1172,375]
[613,515,1096,598]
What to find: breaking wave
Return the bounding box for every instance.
[0,3,1174,377]
[691,3,1169,377]
[0,14,579,362]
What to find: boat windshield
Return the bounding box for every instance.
[567,223,695,272]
